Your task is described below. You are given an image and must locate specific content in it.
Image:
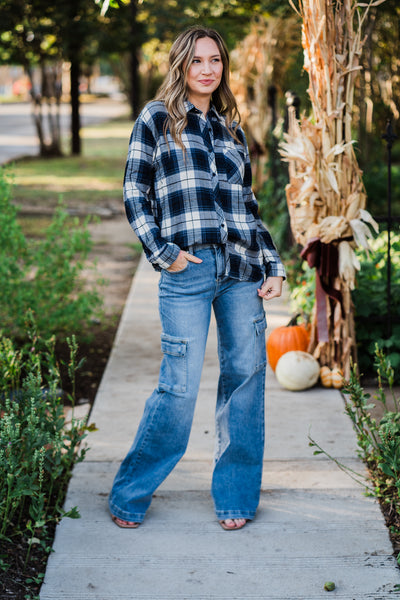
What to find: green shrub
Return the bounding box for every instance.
[363,162,400,217]
[0,319,94,570]
[288,259,315,324]
[353,232,400,379]
[0,167,103,341]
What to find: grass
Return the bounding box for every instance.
[10,117,133,213]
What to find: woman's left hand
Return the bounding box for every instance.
[257,276,284,301]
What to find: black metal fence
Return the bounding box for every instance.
[375,120,400,337]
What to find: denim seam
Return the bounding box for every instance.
[215,329,228,463]
[253,312,267,372]
[128,390,164,472]
[215,360,226,465]
[260,365,266,450]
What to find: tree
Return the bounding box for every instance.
[357,0,400,164]
[0,0,118,156]
[95,0,293,117]
[59,0,107,154]
[0,0,64,155]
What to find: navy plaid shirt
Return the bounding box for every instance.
[123,100,285,282]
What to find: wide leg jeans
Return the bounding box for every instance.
[109,247,267,523]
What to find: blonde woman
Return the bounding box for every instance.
[109,26,285,531]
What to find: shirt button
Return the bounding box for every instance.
[212,172,216,177]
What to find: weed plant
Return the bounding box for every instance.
[309,347,400,560]
[0,315,94,593]
[0,167,103,341]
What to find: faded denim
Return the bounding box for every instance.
[109,246,267,523]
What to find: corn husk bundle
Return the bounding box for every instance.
[279,0,385,377]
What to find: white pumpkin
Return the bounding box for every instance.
[275,351,320,391]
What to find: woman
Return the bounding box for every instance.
[109,26,285,531]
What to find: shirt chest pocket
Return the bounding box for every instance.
[217,143,245,184]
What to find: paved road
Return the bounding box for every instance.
[0,96,130,164]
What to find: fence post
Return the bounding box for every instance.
[382,119,398,339]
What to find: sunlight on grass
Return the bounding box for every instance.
[15,174,120,191]
[82,124,132,139]
[11,118,132,209]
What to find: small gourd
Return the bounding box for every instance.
[267,314,310,372]
[320,366,332,388]
[331,368,344,389]
[275,351,320,391]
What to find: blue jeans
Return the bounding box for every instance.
[109,246,267,523]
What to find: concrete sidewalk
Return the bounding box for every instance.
[0,98,129,164]
[40,256,400,600]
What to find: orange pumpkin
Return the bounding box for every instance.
[320,366,332,388]
[266,316,310,372]
[331,368,344,389]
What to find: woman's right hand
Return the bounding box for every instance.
[167,250,202,272]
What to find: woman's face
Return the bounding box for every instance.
[185,37,223,106]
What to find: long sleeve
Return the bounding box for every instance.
[123,111,180,269]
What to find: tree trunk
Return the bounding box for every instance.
[70,57,81,155]
[26,64,63,157]
[130,0,140,120]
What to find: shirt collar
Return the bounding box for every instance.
[184,99,220,120]
[184,99,200,114]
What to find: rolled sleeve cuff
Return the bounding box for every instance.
[151,242,181,270]
[265,261,286,279]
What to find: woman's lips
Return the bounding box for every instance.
[198,79,214,85]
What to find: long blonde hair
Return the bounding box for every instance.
[155,27,241,150]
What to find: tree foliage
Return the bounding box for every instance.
[357,0,400,164]
[0,0,123,154]
[0,0,64,154]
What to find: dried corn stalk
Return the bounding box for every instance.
[279,0,385,377]
[230,17,299,190]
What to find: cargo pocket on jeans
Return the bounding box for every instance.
[158,333,188,395]
[253,313,267,372]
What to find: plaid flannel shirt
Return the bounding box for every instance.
[123,100,285,282]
